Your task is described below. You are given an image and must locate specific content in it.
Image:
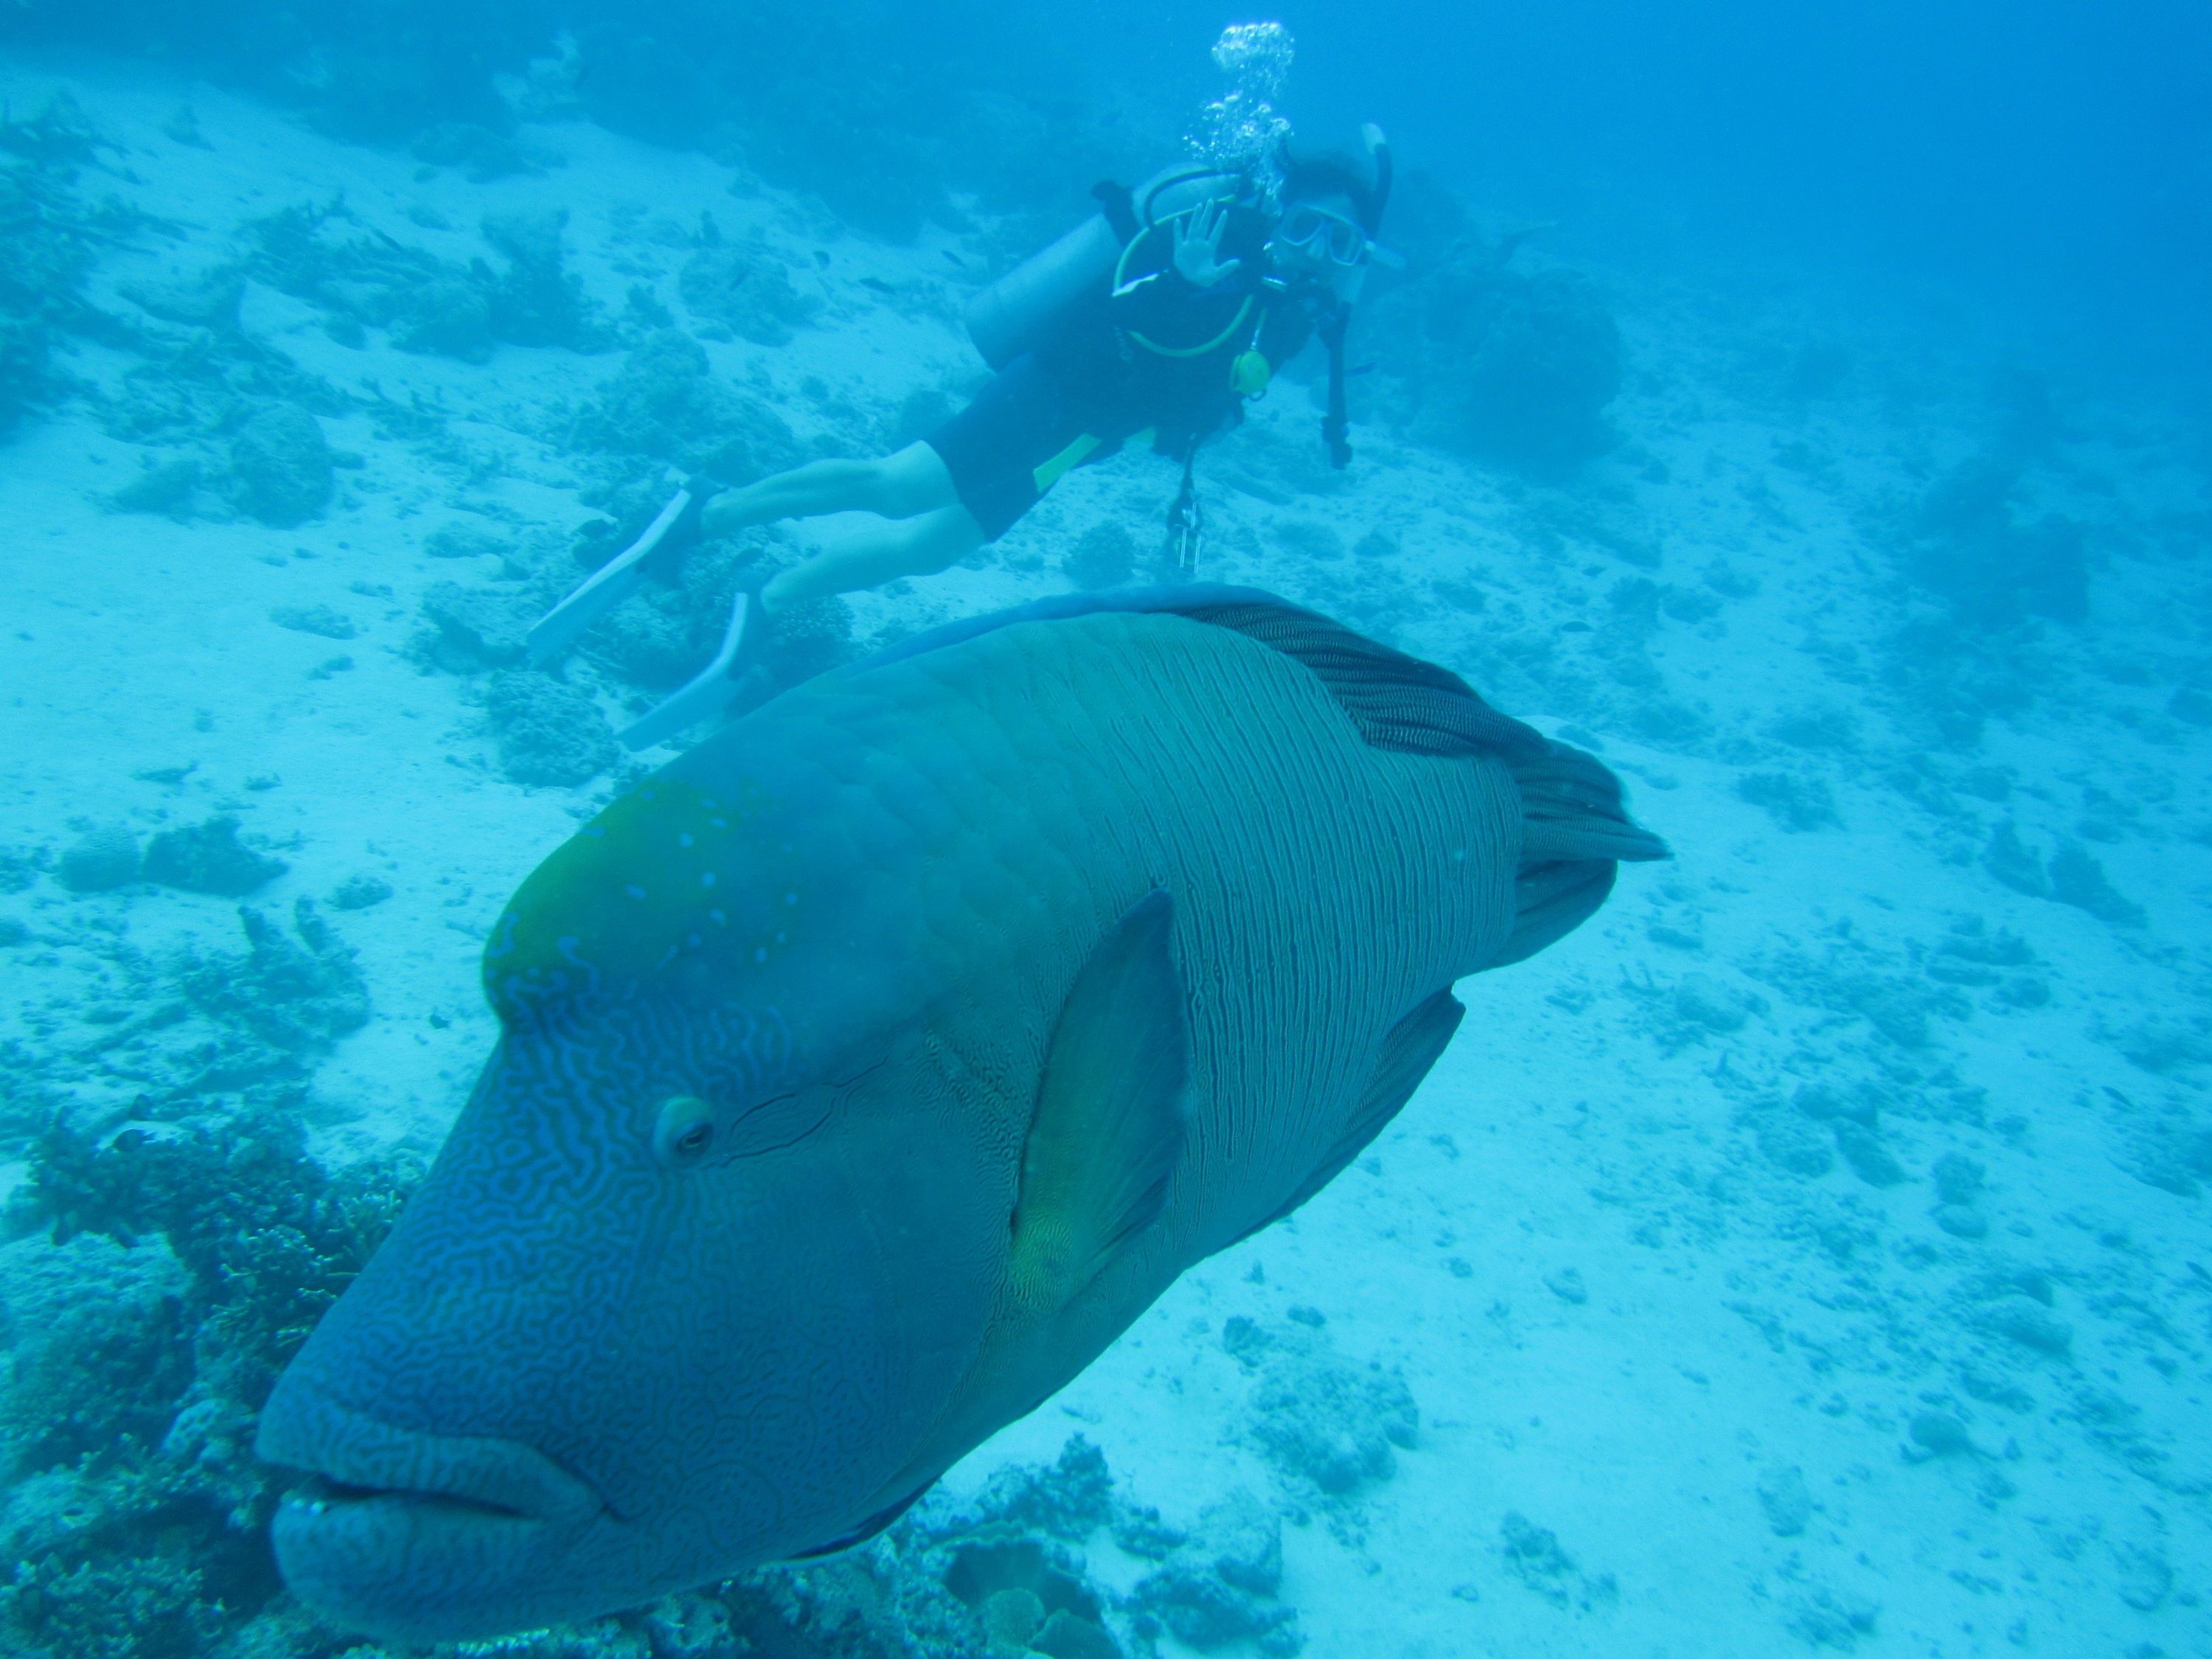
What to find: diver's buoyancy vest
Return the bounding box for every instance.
[1107,216,1264,362]
[967,162,1366,469]
[964,164,1251,372]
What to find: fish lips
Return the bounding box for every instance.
[257,1394,610,1641]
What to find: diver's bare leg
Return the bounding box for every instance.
[616,483,975,748]
[701,442,958,537]
[762,505,985,613]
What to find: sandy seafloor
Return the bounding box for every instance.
[2,49,2211,1659]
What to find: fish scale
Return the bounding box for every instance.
[900,611,1519,1249]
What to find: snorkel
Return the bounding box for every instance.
[1365,121,1395,230]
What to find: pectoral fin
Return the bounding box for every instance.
[1007,888,1189,1316]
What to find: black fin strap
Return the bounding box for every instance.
[1319,302,1352,470]
[1092,179,1140,245]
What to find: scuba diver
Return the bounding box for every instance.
[527,128,1395,750]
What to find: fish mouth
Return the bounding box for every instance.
[261,1395,604,1526]
[258,1397,608,1641]
[280,1462,585,1527]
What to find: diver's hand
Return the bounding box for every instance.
[1172,199,1242,288]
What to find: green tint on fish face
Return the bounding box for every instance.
[484,776,800,1018]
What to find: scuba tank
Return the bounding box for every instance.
[964,164,1252,370]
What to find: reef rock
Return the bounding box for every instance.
[229,403,333,527]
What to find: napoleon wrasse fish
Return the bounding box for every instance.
[255,585,1665,1640]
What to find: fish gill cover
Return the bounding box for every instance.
[0,2,2205,1658]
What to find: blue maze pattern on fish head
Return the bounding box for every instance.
[259,976,1002,1639]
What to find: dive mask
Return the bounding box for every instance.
[1274,202,1404,274]
[1277,202,1368,266]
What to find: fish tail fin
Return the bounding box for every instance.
[1492,740,1669,968]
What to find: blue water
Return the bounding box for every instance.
[0,2,2207,1655]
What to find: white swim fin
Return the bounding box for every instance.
[617,585,768,751]
[526,479,717,667]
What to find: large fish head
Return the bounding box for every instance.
[256,775,1011,1640]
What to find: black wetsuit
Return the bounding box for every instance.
[927,206,1333,541]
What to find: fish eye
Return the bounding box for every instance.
[652,1096,716,1167]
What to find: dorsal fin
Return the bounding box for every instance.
[844,584,1549,761]
[847,584,1669,970]
[1169,596,1549,759]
